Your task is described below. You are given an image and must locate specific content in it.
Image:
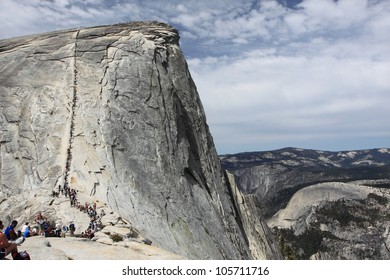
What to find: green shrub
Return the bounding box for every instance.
[110,233,124,242]
[367,193,388,205]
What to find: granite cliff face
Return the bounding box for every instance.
[221,148,390,259]
[226,172,283,260]
[269,181,390,260]
[0,22,280,259]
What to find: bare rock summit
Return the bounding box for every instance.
[0,22,280,259]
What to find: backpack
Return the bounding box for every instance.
[69,223,75,231]
[12,250,31,260]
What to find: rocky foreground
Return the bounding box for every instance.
[14,235,184,260]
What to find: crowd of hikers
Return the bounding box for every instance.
[1,183,106,260]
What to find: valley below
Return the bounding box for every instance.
[221,147,390,259]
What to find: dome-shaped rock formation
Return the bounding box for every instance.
[0,22,281,260]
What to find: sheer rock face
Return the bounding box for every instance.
[0,22,273,259]
[226,172,283,260]
[269,182,390,260]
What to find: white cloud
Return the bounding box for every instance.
[0,0,389,153]
[188,41,390,152]
[284,12,307,34]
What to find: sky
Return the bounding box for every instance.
[0,0,389,154]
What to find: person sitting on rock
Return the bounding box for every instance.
[62,225,69,234]
[55,221,62,237]
[69,222,76,236]
[23,226,31,238]
[43,222,56,237]
[4,220,19,240]
[81,228,94,239]
[23,225,37,238]
[0,220,24,260]
[21,222,29,235]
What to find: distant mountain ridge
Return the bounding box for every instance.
[221,147,390,218]
[221,147,390,170]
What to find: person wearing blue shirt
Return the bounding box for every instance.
[23,226,31,238]
[4,220,18,240]
[0,220,19,260]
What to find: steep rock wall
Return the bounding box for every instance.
[269,182,390,259]
[226,172,283,259]
[0,22,274,259]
